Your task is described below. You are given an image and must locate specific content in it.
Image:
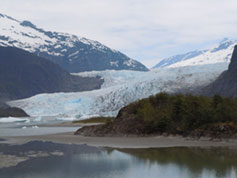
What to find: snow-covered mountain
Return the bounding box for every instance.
[153,38,236,69]
[0,13,148,72]
[9,62,228,119]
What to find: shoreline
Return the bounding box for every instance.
[40,122,103,127]
[1,122,237,148]
[1,132,237,148]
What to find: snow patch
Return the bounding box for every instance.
[123,59,136,67]
[110,61,119,67]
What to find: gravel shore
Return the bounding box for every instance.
[2,132,237,148]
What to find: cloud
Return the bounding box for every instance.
[1,0,237,67]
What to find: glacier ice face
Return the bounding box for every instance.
[9,63,228,119]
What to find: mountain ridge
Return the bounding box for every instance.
[153,38,236,69]
[0,46,103,100]
[0,13,148,72]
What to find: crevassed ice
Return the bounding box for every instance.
[9,63,228,119]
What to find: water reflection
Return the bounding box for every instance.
[118,147,237,178]
[0,141,237,178]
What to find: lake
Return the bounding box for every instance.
[0,141,236,178]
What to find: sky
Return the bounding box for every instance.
[1,0,237,68]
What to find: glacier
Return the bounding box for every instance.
[8,63,228,120]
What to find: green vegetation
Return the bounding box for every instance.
[72,117,114,124]
[131,93,237,135]
[75,93,237,137]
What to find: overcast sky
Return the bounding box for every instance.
[1,0,237,67]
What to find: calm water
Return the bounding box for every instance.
[0,141,237,178]
[0,121,79,136]
[0,126,79,136]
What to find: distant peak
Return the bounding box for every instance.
[219,38,235,45]
[210,38,235,53]
[220,37,230,43]
[20,20,37,29]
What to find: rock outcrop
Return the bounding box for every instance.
[0,46,103,100]
[204,45,237,97]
